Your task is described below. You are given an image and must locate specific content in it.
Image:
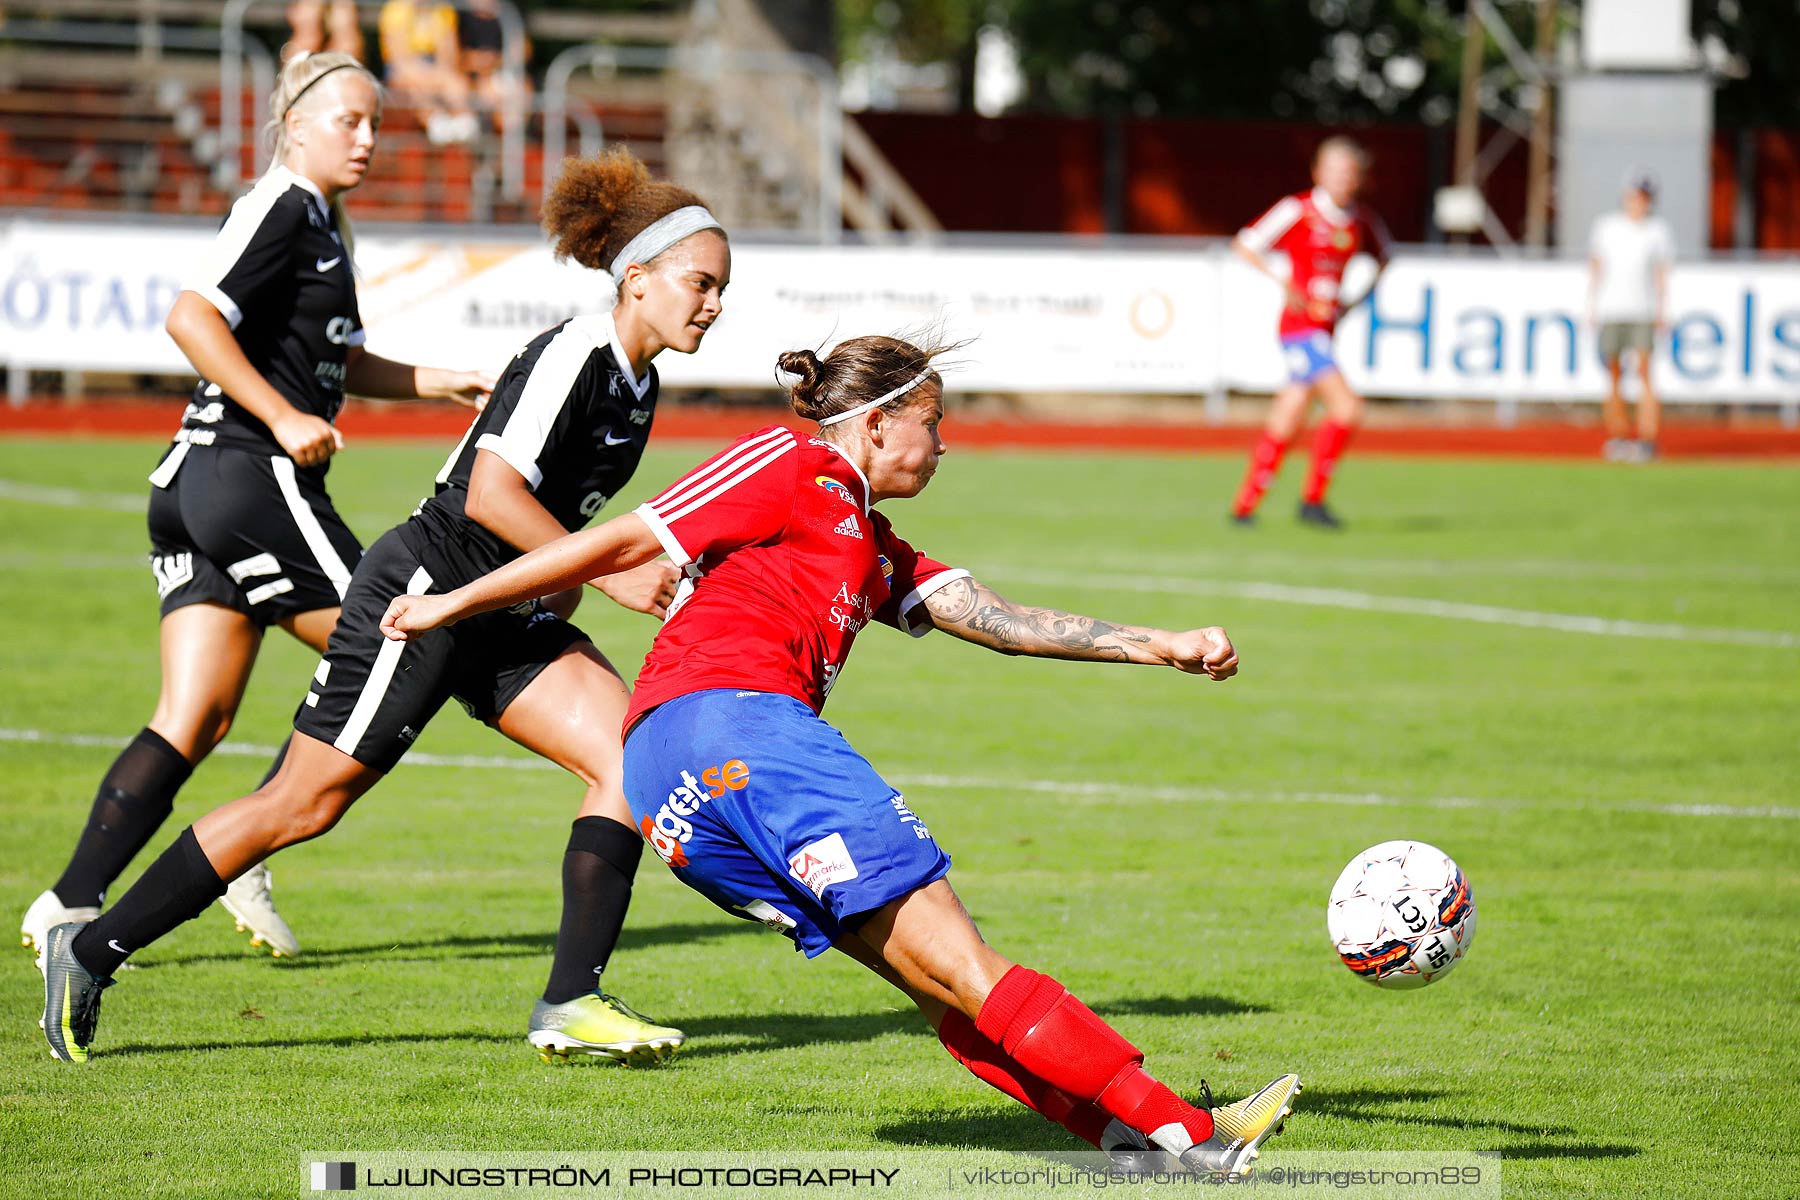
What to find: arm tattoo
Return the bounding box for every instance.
[923,577,1157,663]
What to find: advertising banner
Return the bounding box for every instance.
[3,218,1796,402]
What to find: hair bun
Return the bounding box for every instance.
[776,350,824,417]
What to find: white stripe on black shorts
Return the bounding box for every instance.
[294,524,589,772]
[146,443,362,626]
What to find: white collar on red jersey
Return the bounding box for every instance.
[814,439,872,515]
[1310,186,1354,227]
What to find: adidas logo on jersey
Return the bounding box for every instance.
[833,514,863,539]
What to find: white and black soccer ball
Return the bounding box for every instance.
[1327,840,1475,989]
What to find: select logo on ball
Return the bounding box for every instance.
[1327,840,1476,990]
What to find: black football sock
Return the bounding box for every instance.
[52,728,194,908]
[72,827,226,978]
[542,816,643,1005]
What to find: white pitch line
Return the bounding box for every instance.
[7,479,1795,647]
[0,478,144,513]
[0,478,396,535]
[0,728,552,772]
[3,727,1793,821]
[988,567,1800,649]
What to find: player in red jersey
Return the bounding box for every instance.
[1231,137,1390,529]
[377,334,1304,1174]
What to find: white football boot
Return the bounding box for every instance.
[21,889,99,958]
[218,862,299,957]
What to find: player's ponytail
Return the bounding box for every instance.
[542,148,722,275]
[780,333,966,428]
[265,50,379,258]
[776,350,827,418]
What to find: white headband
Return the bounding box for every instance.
[609,205,723,279]
[816,369,934,427]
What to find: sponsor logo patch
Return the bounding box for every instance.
[734,899,799,934]
[642,759,750,868]
[788,832,859,899]
[828,582,874,633]
[816,475,856,505]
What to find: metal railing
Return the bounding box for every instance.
[0,18,275,207]
[218,0,528,198]
[542,41,843,243]
[840,116,941,239]
[0,18,275,98]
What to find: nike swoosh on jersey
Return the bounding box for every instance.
[602,431,633,446]
[315,256,343,272]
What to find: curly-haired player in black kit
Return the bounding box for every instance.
[41,148,732,1067]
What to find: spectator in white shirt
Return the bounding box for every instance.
[1588,172,1675,462]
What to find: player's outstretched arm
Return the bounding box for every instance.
[344,347,496,408]
[381,513,663,640]
[921,576,1238,680]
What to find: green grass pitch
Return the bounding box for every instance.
[0,433,1796,1198]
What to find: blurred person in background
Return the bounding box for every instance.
[1229,137,1390,531]
[379,0,476,144]
[20,52,491,967]
[284,1,364,65]
[1588,172,1674,463]
[458,0,533,134]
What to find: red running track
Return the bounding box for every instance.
[3,399,1798,459]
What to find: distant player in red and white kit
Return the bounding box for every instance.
[1230,137,1390,529]
[377,334,1304,1174]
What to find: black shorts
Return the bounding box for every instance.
[146,442,361,627]
[293,526,590,772]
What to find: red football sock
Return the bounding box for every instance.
[974,966,1213,1149]
[1301,420,1355,505]
[1233,432,1290,517]
[937,1007,1111,1146]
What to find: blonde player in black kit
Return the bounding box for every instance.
[20,52,492,962]
[40,149,731,1065]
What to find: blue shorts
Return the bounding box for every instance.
[1281,330,1339,384]
[623,689,952,957]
